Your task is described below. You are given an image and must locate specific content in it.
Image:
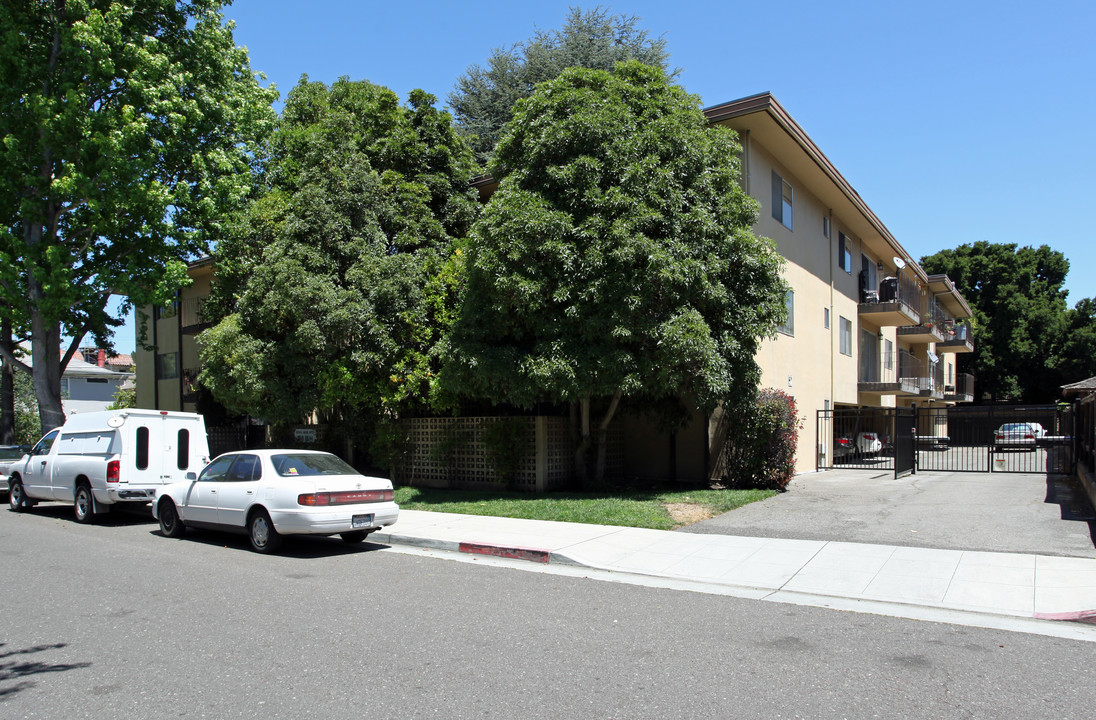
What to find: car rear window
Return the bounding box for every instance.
[272,453,358,477]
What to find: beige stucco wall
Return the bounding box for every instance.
[134,263,213,412]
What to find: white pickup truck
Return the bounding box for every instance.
[7,409,210,523]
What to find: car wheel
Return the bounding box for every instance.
[158,499,186,539]
[340,530,372,544]
[9,479,28,513]
[248,510,282,554]
[74,484,95,524]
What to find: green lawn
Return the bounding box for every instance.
[392,485,777,530]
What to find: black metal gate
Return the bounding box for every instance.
[817,404,1075,476]
[894,407,915,477]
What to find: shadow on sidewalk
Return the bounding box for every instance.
[1046,474,1096,549]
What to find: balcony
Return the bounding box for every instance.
[858,349,922,397]
[858,270,921,327]
[937,320,974,353]
[918,356,945,400]
[943,373,975,403]
[180,296,212,334]
[898,296,948,343]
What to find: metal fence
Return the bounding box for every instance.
[818,404,1074,476]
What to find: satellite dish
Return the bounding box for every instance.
[893,256,906,269]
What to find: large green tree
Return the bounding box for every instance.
[920,241,1096,402]
[449,5,674,166]
[198,78,479,427]
[0,0,276,430]
[443,61,788,484]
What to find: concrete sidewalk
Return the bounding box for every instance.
[373,509,1096,626]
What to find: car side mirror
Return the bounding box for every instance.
[186,472,197,481]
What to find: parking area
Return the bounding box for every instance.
[681,468,1096,558]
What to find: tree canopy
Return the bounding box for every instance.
[920,241,1096,402]
[448,5,674,166]
[443,61,787,482]
[198,77,479,427]
[0,0,277,430]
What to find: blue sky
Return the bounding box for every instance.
[112,0,1096,350]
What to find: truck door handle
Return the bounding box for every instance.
[40,461,46,467]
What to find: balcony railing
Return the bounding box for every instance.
[180,296,211,333]
[858,349,921,396]
[918,358,945,399]
[858,270,921,326]
[937,319,974,353]
[943,372,975,403]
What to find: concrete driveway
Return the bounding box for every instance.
[680,469,1096,558]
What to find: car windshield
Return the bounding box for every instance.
[272,453,359,477]
[1000,424,1029,433]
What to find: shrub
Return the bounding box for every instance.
[370,419,413,483]
[479,417,530,490]
[716,389,801,492]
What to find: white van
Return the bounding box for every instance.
[8,409,210,523]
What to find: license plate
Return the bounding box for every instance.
[352,514,374,528]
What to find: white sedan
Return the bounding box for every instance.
[152,449,399,553]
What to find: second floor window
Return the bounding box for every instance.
[778,290,794,336]
[838,232,852,274]
[840,317,852,356]
[771,171,793,230]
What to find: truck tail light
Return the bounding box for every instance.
[107,460,120,483]
[297,489,394,506]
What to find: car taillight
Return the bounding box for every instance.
[107,460,120,483]
[297,489,394,506]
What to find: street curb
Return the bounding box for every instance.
[1033,610,1096,624]
[459,542,551,563]
[375,532,586,567]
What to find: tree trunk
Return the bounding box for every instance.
[30,313,65,432]
[574,397,591,489]
[0,316,14,444]
[594,390,623,485]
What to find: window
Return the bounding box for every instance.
[885,339,894,369]
[824,307,830,329]
[861,254,878,293]
[87,378,108,384]
[837,232,852,273]
[198,455,235,483]
[33,430,59,456]
[154,302,178,320]
[156,352,179,380]
[823,216,830,238]
[60,378,70,399]
[136,426,149,470]
[771,171,793,230]
[177,429,190,470]
[778,290,794,335]
[839,316,852,356]
[227,455,262,482]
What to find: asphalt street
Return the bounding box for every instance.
[2,504,1096,719]
[682,469,1096,558]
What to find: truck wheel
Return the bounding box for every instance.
[74,484,95,524]
[9,479,29,513]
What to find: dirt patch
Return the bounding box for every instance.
[664,502,714,527]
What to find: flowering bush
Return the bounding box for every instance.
[716,389,801,492]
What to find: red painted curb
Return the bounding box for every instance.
[458,542,551,564]
[1033,610,1096,623]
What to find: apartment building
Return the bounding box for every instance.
[134,257,214,413]
[703,93,974,473]
[135,92,974,480]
